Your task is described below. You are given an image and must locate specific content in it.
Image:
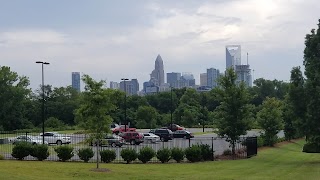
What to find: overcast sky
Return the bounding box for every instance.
[1,0,319,90]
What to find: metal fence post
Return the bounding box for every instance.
[211,137,214,161]
[188,138,191,148]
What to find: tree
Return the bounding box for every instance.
[136,106,158,129]
[303,19,320,148]
[74,74,115,168]
[257,97,283,146]
[214,68,253,156]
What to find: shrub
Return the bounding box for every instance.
[121,148,137,164]
[303,143,320,153]
[185,145,202,162]
[277,137,286,143]
[54,145,74,162]
[100,149,116,163]
[11,142,32,160]
[199,144,213,161]
[30,144,49,161]
[156,148,171,163]
[171,147,185,163]
[0,154,4,160]
[45,117,65,129]
[138,147,155,163]
[257,136,265,148]
[78,148,94,163]
[223,149,232,156]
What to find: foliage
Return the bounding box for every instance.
[30,144,49,161]
[0,154,4,160]
[100,149,116,163]
[171,147,185,163]
[303,143,320,153]
[138,147,155,163]
[77,148,94,163]
[54,146,74,162]
[185,145,202,162]
[44,117,65,129]
[257,97,284,146]
[223,149,232,156]
[11,142,32,160]
[121,148,137,164]
[136,106,158,129]
[156,148,171,163]
[257,136,265,148]
[199,144,213,161]
[214,68,253,155]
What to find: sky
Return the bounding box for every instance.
[0,0,319,90]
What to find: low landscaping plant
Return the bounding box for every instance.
[156,148,171,163]
[11,142,32,160]
[77,148,94,163]
[30,144,49,161]
[138,146,155,163]
[185,145,202,162]
[171,147,185,163]
[100,149,116,163]
[303,143,320,153]
[199,144,213,161]
[54,145,74,162]
[121,148,137,164]
[223,149,232,156]
[0,154,4,160]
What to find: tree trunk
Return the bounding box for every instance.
[96,140,100,169]
[232,141,236,160]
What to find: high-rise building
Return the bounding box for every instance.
[120,79,139,95]
[200,73,207,86]
[226,45,241,69]
[150,54,165,86]
[72,72,80,92]
[181,73,195,87]
[110,81,120,89]
[207,68,220,88]
[235,65,252,87]
[167,72,181,87]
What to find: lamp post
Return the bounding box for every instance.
[36,61,50,144]
[121,78,129,132]
[170,86,173,131]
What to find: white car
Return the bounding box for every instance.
[12,135,48,145]
[143,133,160,143]
[39,132,71,145]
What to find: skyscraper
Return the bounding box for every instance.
[226,45,241,69]
[207,68,220,88]
[120,79,140,95]
[235,65,252,87]
[150,54,165,86]
[167,72,181,87]
[110,81,120,89]
[72,72,80,92]
[200,73,207,86]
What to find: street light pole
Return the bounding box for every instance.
[170,86,173,131]
[36,61,50,144]
[121,78,129,132]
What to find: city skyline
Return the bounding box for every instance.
[1,1,319,90]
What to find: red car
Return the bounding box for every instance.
[112,125,136,135]
[164,124,185,132]
[119,132,144,145]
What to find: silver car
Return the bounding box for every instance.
[143,133,160,143]
[13,135,48,145]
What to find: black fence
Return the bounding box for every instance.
[0,132,257,163]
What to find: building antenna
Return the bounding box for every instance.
[252,69,255,83]
[247,52,249,65]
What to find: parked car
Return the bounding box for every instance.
[39,132,71,145]
[164,124,185,132]
[112,125,136,135]
[119,132,144,145]
[173,130,194,139]
[110,123,120,132]
[143,133,160,143]
[151,129,173,142]
[12,135,48,145]
[90,134,125,147]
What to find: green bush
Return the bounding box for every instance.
[257,136,265,148]
[45,117,65,129]
[185,145,202,162]
[100,149,116,163]
[54,146,74,162]
[199,144,213,161]
[277,137,286,143]
[30,144,49,161]
[156,148,171,163]
[77,148,94,163]
[0,154,4,160]
[121,148,137,164]
[223,149,232,156]
[138,147,155,163]
[11,142,32,160]
[303,143,320,153]
[171,147,185,163]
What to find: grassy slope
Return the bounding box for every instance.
[0,140,319,180]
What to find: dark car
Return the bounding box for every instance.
[173,130,194,139]
[90,134,125,147]
[151,129,173,142]
[119,132,144,145]
[164,124,185,132]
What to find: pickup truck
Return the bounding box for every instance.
[112,125,136,135]
[39,132,71,145]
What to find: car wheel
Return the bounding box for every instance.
[135,142,141,145]
[130,140,135,145]
[183,136,187,139]
[56,140,62,145]
[111,142,116,147]
[33,142,37,145]
[160,137,165,142]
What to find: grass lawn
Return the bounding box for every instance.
[0,140,319,180]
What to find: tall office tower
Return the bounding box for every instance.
[207,68,220,88]
[181,73,195,87]
[120,79,139,95]
[150,54,165,86]
[226,45,241,69]
[109,81,120,89]
[200,73,207,86]
[130,79,139,95]
[167,72,181,87]
[235,65,252,87]
[72,72,80,92]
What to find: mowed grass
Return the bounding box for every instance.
[0,140,319,180]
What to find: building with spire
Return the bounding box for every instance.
[226,45,241,69]
[150,54,165,86]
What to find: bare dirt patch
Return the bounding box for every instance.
[90,168,111,173]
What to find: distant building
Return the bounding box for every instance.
[109,81,120,89]
[167,72,181,87]
[226,45,241,69]
[200,73,207,86]
[120,79,140,95]
[72,72,80,92]
[150,54,165,86]
[235,65,252,87]
[181,73,195,87]
[207,68,220,88]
